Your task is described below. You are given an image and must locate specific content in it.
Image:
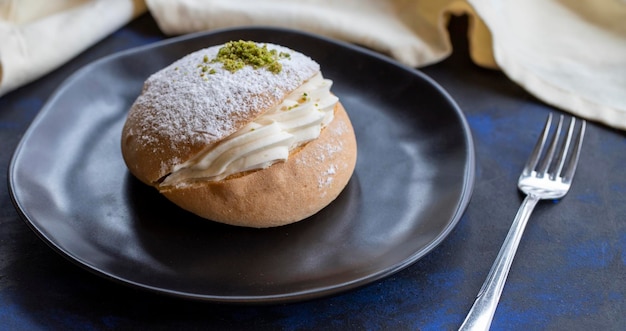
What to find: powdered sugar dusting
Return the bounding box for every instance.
[125,42,320,174]
[318,164,337,188]
[293,126,349,191]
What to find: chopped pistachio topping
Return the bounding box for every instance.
[197,63,217,80]
[211,40,291,74]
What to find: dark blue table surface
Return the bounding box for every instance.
[1,14,624,331]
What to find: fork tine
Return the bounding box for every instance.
[536,115,564,176]
[550,117,576,179]
[523,113,553,175]
[562,119,587,183]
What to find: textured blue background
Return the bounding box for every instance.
[0,14,624,330]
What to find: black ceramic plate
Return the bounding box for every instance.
[9,27,474,303]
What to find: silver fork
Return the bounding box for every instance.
[459,114,587,331]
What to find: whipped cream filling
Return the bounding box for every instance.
[161,72,337,186]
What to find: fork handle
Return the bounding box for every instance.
[459,194,540,331]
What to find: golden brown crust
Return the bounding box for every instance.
[158,103,357,227]
[121,117,199,185]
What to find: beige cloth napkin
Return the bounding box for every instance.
[468,0,626,130]
[2,0,625,131]
[0,0,145,96]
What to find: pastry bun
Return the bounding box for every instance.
[121,41,357,227]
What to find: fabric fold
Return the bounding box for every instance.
[468,0,626,130]
[0,0,146,96]
[1,0,625,131]
[146,0,493,69]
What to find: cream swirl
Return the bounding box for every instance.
[162,72,337,185]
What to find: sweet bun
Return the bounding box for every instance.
[121,41,357,227]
